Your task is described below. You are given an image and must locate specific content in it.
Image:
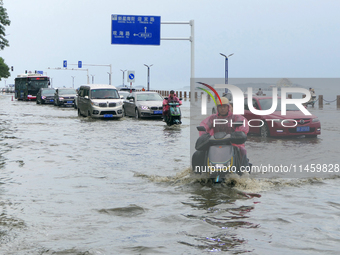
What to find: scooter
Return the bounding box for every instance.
[192,125,249,183]
[304,96,317,107]
[164,101,182,126]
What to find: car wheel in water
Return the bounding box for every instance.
[260,122,270,137]
[135,108,140,119]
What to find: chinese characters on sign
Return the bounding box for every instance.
[111,14,161,45]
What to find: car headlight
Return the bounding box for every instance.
[59,97,64,100]
[91,101,100,106]
[140,105,149,110]
[42,96,46,99]
[312,118,320,123]
[117,101,123,106]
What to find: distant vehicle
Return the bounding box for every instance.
[118,91,129,100]
[14,73,50,100]
[244,96,321,138]
[36,88,56,104]
[123,91,163,118]
[54,88,77,107]
[77,84,123,119]
[119,87,136,92]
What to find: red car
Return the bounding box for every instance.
[243,96,321,138]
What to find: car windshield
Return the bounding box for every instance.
[136,93,162,101]
[58,89,76,95]
[259,98,300,111]
[42,90,55,96]
[91,89,119,99]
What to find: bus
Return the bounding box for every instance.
[14,73,50,100]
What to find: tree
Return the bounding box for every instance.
[0,57,10,80]
[0,0,10,50]
[0,0,10,81]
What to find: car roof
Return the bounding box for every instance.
[80,84,118,90]
[119,87,136,91]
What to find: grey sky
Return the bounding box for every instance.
[2,0,340,90]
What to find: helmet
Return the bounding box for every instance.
[216,97,230,106]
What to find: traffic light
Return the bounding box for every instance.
[11,66,13,71]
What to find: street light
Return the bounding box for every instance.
[107,72,112,85]
[120,69,127,87]
[71,76,75,88]
[220,53,234,85]
[144,64,153,91]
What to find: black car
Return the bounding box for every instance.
[54,88,77,107]
[36,88,56,104]
[119,87,136,92]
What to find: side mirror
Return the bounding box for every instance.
[129,98,134,102]
[197,126,206,132]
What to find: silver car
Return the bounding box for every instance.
[123,92,163,118]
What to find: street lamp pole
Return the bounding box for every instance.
[144,64,153,91]
[120,69,127,87]
[220,53,234,85]
[71,76,75,88]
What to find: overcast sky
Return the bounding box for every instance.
[1,0,339,90]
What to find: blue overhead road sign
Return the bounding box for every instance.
[111,14,161,45]
[78,61,82,68]
[63,60,67,68]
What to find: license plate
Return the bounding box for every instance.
[297,126,310,132]
[67,101,73,104]
[153,110,162,114]
[49,100,54,102]
[103,114,113,118]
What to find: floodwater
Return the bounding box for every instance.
[1,93,340,254]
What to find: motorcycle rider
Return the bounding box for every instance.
[163,90,182,122]
[192,97,249,170]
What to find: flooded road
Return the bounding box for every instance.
[1,93,340,254]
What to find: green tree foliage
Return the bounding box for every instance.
[0,57,10,80]
[0,0,10,50]
[0,0,10,80]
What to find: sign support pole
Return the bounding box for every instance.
[161,20,195,80]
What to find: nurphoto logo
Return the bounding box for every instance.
[199,84,312,116]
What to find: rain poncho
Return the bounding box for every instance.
[163,94,182,113]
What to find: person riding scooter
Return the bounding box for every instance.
[192,97,249,170]
[163,90,182,122]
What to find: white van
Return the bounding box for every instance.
[77,84,123,118]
